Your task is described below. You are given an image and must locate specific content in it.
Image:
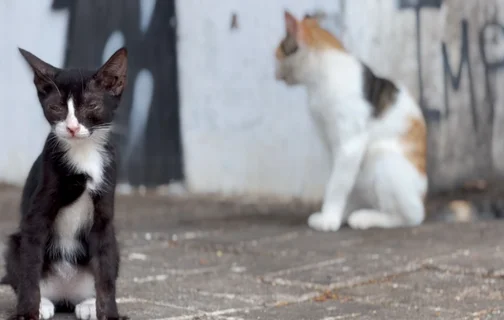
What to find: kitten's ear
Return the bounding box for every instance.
[94,47,128,96]
[18,48,59,93]
[284,10,298,36]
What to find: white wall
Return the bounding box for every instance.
[179,0,504,199]
[177,0,343,199]
[0,0,68,185]
[1,0,503,200]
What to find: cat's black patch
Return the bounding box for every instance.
[362,64,399,118]
[5,48,128,320]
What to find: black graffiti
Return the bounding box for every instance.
[441,20,504,132]
[480,22,504,125]
[398,0,442,9]
[52,0,183,186]
[399,0,504,133]
[441,20,477,129]
[398,0,443,122]
[440,21,504,133]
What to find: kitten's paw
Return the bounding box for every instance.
[308,212,342,232]
[39,298,55,319]
[75,298,97,320]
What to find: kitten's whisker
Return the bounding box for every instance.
[92,123,127,136]
[92,124,113,130]
[47,133,60,148]
[110,124,128,135]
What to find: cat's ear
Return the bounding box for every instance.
[285,11,310,45]
[284,10,298,37]
[303,14,320,27]
[94,47,128,96]
[18,48,59,93]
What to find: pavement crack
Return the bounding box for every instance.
[421,262,504,279]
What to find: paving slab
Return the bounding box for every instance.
[0,186,502,319]
[338,270,504,319]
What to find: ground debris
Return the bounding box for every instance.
[313,289,352,303]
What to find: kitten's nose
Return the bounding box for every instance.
[66,125,80,136]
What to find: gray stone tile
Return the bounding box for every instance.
[0,186,503,319]
[228,299,451,320]
[339,269,504,318]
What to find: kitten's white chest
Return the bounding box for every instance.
[64,139,108,191]
[52,139,108,260]
[54,191,94,259]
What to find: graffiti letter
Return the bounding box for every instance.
[479,22,504,123]
[398,0,443,122]
[398,0,443,121]
[442,20,477,130]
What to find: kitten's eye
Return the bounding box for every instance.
[48,104,63,112]
[89,103,100,111]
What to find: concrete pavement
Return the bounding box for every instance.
[0,186,501,319]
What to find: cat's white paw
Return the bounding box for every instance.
[348,209,401,229]
[75,298,97,320]
[347,212,374,230]
[39,298,55,319]
[308,212,342,232]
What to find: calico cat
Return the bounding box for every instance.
[275,11,427,231]
[2,47,128,319]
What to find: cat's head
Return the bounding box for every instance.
[19,47,128,142]
[275,11,345,86]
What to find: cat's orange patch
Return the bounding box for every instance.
[299,17,345,51]
[401,116,427,175]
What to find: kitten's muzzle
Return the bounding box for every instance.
[66,125,80,137]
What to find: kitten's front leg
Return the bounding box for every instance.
[308,132,368,232]
[11,231,44,320]
[91,194,128,320]
[11,197,53,320]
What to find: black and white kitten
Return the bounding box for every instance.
[2,47,128,320]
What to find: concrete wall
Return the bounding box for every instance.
[177,0,342,199]
[0,0,68,185]
[1,0,504,200]
[179,0,504,198]
[342,0,504,192]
